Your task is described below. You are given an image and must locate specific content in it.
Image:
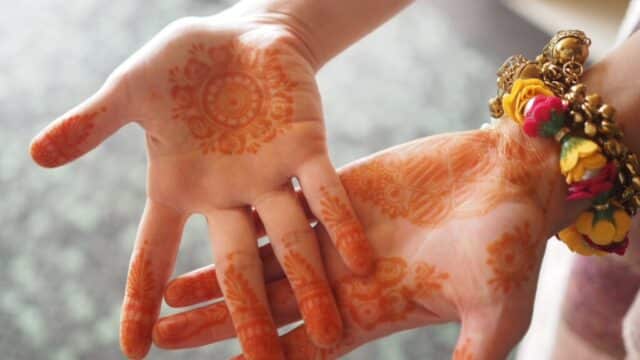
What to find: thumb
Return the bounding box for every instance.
[29,73,130,168]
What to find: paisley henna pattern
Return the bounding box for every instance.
[341,132,499,227]
[224,263,281,359]
[169,41,296,155]
[120,238,157,358]
[453,337,474,360]
[486,223,538,294]
[341,130,553,228]
[341,137,454,227]
[336,257,447,330]
[319,186,372,271]
[283,249,342,347]
[31,107,105,167]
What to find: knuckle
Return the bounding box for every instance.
[217,250,261,272]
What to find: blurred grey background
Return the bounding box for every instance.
[0,0,548,359]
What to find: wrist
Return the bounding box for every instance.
[213,1,320,70]
[224,0,414,71]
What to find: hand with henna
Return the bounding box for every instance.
[25,1,421,357]
[151,120,586,359]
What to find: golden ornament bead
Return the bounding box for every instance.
[600,120,614,135]
[633,194,640,208]
[585,93,602,107]
[517,62,541,79]
[570,110,584,123]
[570,84,587,96]
[628,153,640,168]
[489,96,503,118]
[603,140,617,155]
[542,63,562,80]
[628,162,639,176]
[632,176,640,190]
[598,104,615,119]
[564,92,576,103]
[580,103,594,120]
[553,36,589,63]
[584,121,597,137]
[623,187,635,200]
[619,172,628,185]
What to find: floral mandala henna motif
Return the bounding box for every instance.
[336,257,438,331]
[486,223,538,294]
[282,247,342,346]
[337,257,412,330]
[169,41,297,155]
[31,107,105,167]
[412,263,450,300]
[224,262,281,358]
[319,187,371,270]
[453,337,474,360]
[121,238,156,357]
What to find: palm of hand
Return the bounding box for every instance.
[30,16,373,360]
[157,122,566,359]
[124,19,325,209]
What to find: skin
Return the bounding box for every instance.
[153,120,588,359]
[28,1,414,358]
[153,32,640,358]
[30,0,640,357]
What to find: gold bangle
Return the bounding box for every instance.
[489,30,638,256]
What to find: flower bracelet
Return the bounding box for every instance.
[489,30,639,256]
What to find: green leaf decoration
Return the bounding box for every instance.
[539,110,566,137]
[593,206,614,224]
[561,136,583,159]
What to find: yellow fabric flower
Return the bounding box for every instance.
[557,226,606,256]
[575,208,631,246]
[560,137,607,183]
[502,78,554,124]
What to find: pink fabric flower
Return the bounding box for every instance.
[567,162,617,200]
[523,95,567,137]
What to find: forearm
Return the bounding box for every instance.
[230,0,414,70]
